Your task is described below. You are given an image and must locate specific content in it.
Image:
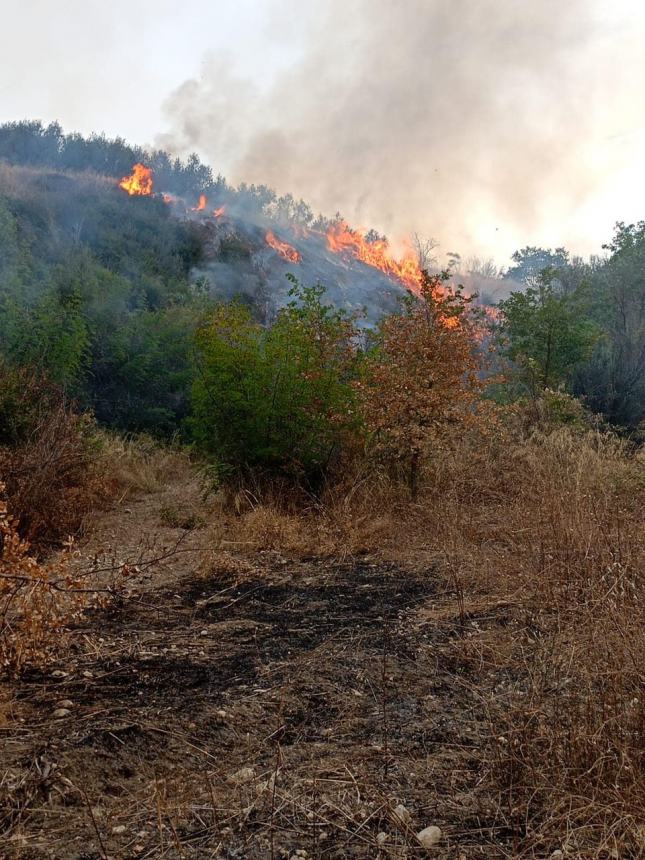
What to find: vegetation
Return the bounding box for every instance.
[0,122,643,858]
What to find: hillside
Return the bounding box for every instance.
[0,120,644,860]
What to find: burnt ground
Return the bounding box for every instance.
[0,486,518,859]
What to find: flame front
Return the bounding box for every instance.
[213,206,226,218]
[119,163,153,196]
[326,222,424,295]
[192,194,207,211]
[265,230,301,263]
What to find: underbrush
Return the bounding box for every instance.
[215,408,644,857]
[0,364,107,551]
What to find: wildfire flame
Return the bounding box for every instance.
[119,163,153,196]
[192,194,207,211]
[326,221,424,295]
[213,206,226,218]
[266,230,301,263]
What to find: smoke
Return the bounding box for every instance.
[158,0,645,261]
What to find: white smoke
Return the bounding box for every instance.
[158,0,645,261]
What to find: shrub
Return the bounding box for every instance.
[0,362,106,549]
[191,279,360,491]
[356,274,483,496]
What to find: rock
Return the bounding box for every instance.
[112,824,126,835]
[550,852,564,859]
[227,766,255,785]
[56,699,74,709]
[391,803,411,827]
[51,670,67,679]
[216,709,227,719]
[51,708,71,718]
[376,831,389,845]
[82,670,94,679]
[417,825,442,848]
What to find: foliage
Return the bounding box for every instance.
[498,270,599,394]
[191,278,360,489]
[356,273,482,496]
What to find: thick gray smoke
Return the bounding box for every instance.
[159,0,644,261]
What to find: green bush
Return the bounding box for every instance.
[191,279,360,489]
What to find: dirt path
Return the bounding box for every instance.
[1,484,513,859]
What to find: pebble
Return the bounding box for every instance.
[112,824,126,835]
[51,670,67,679]
[376,831,388,845]
[417,825,442,848]
[551,853,564,859]
[82,670,94,679]
[56,700,74,709]
[51,708,71,718]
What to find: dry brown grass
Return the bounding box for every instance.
[219,411,645,857]
[97,432,193,500]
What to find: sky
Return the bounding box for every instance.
[2,0,645,264]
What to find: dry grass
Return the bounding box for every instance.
[97,432,193,500]
[219,412,645,857]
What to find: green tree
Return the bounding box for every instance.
[499,270,599,395]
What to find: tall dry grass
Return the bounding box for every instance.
[221,409,644,856]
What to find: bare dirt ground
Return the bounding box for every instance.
[1,477,518,859]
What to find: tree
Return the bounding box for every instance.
[356,273,481,497]
[573,222,645,427]
[498,270,599,395]
[504,246,570,285]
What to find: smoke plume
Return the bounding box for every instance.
[159,0,645,260]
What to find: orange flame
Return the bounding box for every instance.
[266,230,301,263]
[326,221,424,295]
[119,163,153,196]
[213,206,226,218]
[192,193,207,211]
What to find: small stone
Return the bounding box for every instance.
[56,699,74,709]
[82,670,94,679]
[550,852,564,859]
[112,824,126,835]
[200,629,208,636]
[417,825,442,848]
[216,709,227,719]
[376,831,389,845]
[51,670,67,679]
[392,804,411,826]
[51,708,71,718]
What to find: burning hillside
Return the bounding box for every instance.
[115,162,435,320]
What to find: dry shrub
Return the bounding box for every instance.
[0,484,111,673]
[0,370,107,551]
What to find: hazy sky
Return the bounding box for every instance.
[2,1,645,263]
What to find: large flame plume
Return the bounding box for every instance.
[265,230,301,263]
[118,163,153,196]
